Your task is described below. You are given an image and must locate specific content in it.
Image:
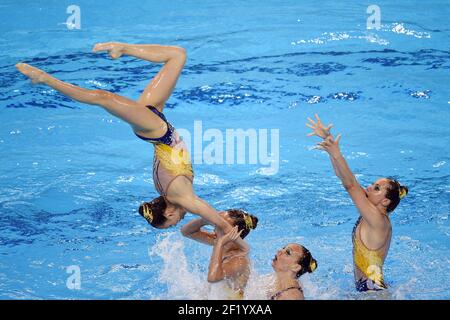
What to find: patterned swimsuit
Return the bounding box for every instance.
[135,105,193,197]
[352,216,391,292]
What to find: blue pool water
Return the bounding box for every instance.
[1,0,449,299]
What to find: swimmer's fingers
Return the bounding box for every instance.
[307,117,317,127]
[234,229,244,241]
[314,145,326,151]
[306,123,317,136]
[314,114,323,125]
[314,142,326,151]
[222,226,238,242]
[230,228,242,241]
[229,227,241,243]
[326,124,333,133]
[317,139,333,150]
[335,134,342,144]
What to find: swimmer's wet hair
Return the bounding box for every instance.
[385,178,409,213]
[139,196,167,228]
[227,209,258,239]
[296,246,317,278]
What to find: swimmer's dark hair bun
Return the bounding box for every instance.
[308,258,318,273]
[250,215,258,230]
[400,185,409,198]
[226,209,258,238]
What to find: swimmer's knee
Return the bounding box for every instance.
[170,47,186,63]
[173,46,186,57]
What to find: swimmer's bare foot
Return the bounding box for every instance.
[15,63,48,84]
[92,42,124,59]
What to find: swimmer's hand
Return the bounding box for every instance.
[217,226,243,246]
[306,114,333,139]
[315,134,342,155]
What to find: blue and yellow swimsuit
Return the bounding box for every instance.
[135,105,193,196]
[352,216,391,292]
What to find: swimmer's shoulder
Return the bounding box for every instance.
[276,287,304,300]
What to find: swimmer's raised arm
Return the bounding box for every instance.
[306,114,333,139]
[181,218,216,246]
[308,117,386,227]
[207,227,246,283]
[316,135,358,188]
[306,114,344,175]
[306,114,345,178]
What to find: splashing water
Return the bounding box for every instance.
[149,234,348,300]
[149,232,208,299]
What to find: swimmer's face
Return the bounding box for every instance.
[160,206,187,229]
[272,243,302,275]
[365,178,392,209]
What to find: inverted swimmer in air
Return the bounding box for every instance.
[16,43,237,235]
[306,114,408,292]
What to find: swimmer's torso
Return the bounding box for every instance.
[352,216,391,291]
[219,251,250,299]
[135,105,194,196]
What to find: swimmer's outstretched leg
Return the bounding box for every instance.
[93,42,186,112]
[15,63,162,133]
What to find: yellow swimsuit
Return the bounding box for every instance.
[135,105,193,196]
[352,216,391,292]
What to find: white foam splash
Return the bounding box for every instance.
[358,33,390,45]
[193,173,228,186]
[227,186,287,201]
[254,164,279,176]
[390,23,431,39]
[86,80,108,88]
[243,272,274,300]
[291,22,431,48]
[149,232,208,299]
[410,90,431,99]
[307,95,322,104]
[291,31,389,46]
[432,161,446,168]
[392,277,419,299]
[117,175,135,183]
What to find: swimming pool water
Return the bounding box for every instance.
[0,0,449,299]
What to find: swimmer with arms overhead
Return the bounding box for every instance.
[181,210,258,299]
[306,114,408,292]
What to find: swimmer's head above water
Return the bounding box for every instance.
[272,243,317,278]
[138,196,187,229]
[364,178,409,213]
[214,209,258,239]
[138,198,258,233]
